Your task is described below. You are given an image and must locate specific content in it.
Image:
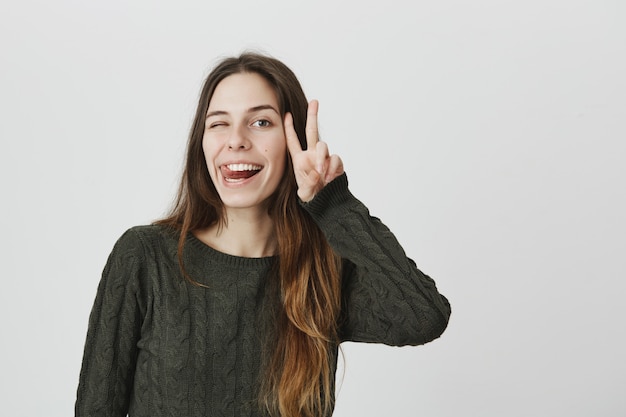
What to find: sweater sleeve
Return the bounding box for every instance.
[301,174,451,346]
[75,229,146,417]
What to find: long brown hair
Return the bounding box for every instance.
[156,52,342,417]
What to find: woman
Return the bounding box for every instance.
[75,52,451,417]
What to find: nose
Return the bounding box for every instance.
[227,124,251,150]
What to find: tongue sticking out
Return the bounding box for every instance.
[221,166,261,181]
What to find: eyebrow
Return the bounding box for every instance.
[205,104,280,119]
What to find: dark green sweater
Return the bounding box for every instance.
[75,174,450,417]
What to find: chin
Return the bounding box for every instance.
[218,194,272,211]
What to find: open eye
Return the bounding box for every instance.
[252,119,271,128]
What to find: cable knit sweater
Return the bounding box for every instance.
[75,174,451,417]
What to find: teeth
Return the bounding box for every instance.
[226,163,262,171]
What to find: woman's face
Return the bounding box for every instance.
[203,72,287,211]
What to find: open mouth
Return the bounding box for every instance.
[221,163,263,183]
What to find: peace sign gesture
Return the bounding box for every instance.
[284,100,344,202]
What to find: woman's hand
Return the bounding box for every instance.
[285,100,344,202]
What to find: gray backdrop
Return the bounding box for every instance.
[1,0,624,416]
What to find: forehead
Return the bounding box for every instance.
[208,72,279,111]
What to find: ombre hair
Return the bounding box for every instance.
[156,52,342,417]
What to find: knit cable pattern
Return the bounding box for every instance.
[75,174,450,417]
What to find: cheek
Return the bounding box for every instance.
[202,137,218,161]
[201,137,221,183]
[265,134,287,164]
[275,151,288,177]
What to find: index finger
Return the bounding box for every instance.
[305,100,319,151]
[284,112,304,156]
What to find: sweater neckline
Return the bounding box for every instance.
[185,230,277,269]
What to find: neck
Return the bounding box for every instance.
[194,207,277,258]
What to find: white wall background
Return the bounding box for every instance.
[1,0,624,416]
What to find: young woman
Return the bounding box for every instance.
[75,52,451,417]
